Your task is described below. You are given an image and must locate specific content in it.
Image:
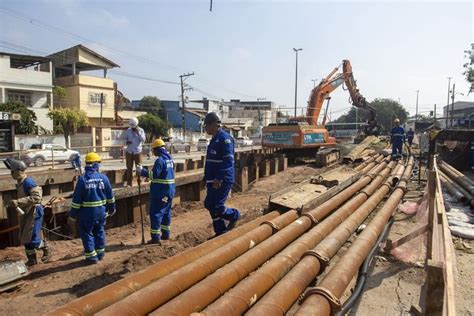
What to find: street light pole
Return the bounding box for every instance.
[446,77,452,128]
[293,48,302,117]
[311,78,318,88]
[415,90,419,131]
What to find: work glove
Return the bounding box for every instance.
[106,209,116,218]
[136,164,143,176]
[10,200,18,208]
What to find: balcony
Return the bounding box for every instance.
[54,74,114,89]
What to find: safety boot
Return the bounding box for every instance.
[40,240,52,263]
[26,252,38,266]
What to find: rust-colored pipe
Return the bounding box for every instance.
[201,162,396,316]
[440,161,473,186]
[439,171,474,208]
[295,157,414,316]
[439,161,474,195]
[149,161,393,315]
[47,211,280,316]
[96,210,298,316]
[354,154,380,171]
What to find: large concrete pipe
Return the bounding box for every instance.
[201,161,396,316]
[151,161,395,316]
[439,172,469,204]
[295,157,414,316]
[439,161,474,195]
[47,211,280,316]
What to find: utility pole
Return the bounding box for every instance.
[311,78,318,88]
[415,90,419,131]
[446,77,452,128]
[99,92,104,126]
[180,72,194,142]
[293,48,302,117]
[451,83,455,128]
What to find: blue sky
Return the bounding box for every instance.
[0,0,472,120]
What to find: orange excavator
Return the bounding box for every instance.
[262,59,377,166]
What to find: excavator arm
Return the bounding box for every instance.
[306,60,376,128]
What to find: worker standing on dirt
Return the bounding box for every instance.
[203,112,240,237]
[4,158,51,266]
[124,117,146,187]
[136,139,175,244]
[68,152,116,264]
[406,127,415,147]
[390,118,405,159]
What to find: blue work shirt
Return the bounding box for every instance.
[123,127,146,154]
[204,129,235,184]
[407,130,415,139]
[390,126,406,144]
[69,164,115,219]
[141,154,176,200]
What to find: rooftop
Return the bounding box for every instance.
[0,52,50,68]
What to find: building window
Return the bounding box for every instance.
[8,91,31,106]
[89,93,106,105]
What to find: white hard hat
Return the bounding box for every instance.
[129,117,139,127]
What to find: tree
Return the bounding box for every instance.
[334,98,408,133]
[48,108,88,147]
[463,43,474,94]
[0,100,38,134]
[138,113,169,142]
[140,96,166,119]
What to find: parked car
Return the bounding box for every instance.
[236,137,254,147]
[23,144,80,167]
[166,138,191,153]
[197,138,210,151]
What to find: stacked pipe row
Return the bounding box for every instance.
[49,155,394,316]
[438,161,474,209]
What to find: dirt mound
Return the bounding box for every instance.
[172,201,203,217]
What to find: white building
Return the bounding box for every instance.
[443,101,474,128]
[0,52,54,132]
[224,99,277,135]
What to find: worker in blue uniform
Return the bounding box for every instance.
[136,138,175,244]
[5,158,51,266]
[406,127,415,147]
[390,118,406,159]
[71,152,82,175]
[203,112,240,237]
[68,152,115,264]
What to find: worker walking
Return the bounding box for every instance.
[124,117,146,187]
[390,118,405,159]
[203,112,240,237]
[4,158,51,266]
[136,139,175,244]
[406,127,415,147]
[68,152,115,264]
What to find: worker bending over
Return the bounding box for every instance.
[68,152,115,264]
[390,118,405,159]
[4,158,51,266]
[203,112,240,237]
[137,139,175,244]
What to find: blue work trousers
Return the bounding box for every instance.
[24,205,44,253]
[149,197,172,241]
[392,141,403,158]
[79,210,106,262]
[204,182,240,235]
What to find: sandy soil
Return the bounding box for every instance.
[0,164,323,315]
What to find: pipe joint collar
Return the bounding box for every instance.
[302,250,329,273]
[357,190,370,198]
[298,286,341,311]
[260,220,280,233]
[301,213,319,227]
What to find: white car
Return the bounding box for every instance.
[197,138,209,151]
[24,144,80,167]
[166,138,191,153]
[236,137,253,147]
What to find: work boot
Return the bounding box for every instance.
[40,240,52,263]
[26,252,38,266]
[147,239,161,246]
[226,211,241,232]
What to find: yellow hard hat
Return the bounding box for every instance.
[394,118,400,123]
[151,138,166,149]
[85,152,101,163]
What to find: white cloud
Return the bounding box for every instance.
[235,47,252,59]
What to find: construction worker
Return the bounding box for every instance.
[4,158,51,266]
[203,112,240,237]
[406,127,415,147]
[68,152,115,264]
[390,118,406,159]
[136,138,175,244]
[124,117,146,187]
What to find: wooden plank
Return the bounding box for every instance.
[385,224,428,252]
[425,259,445,315]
